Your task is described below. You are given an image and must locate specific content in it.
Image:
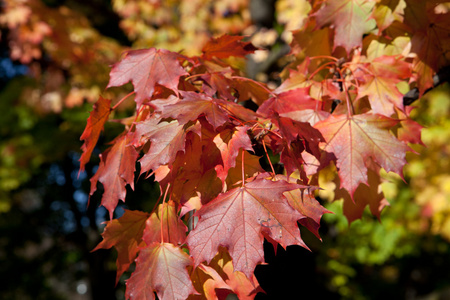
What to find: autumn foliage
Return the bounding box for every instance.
[77,1,450,299]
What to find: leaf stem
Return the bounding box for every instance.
[231,76,277,97]
[341,76,354,117]
[160,183,171,243]
[262,139,276,176]
[241,149,245,187]
[112,91,136,110]
[308,61,336,81]
[309,55,339,62]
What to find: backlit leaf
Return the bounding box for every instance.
[315,0,376,53]
[93,210,149,284]
[90,133,139,219]
[161,91,229,130]
[187,178,308,278]
[108,48,188,107]
[142,200,187,245]
[126,243,195,300]
[356,55,411,116]
[79,96,111,173]
[314,113,410,198]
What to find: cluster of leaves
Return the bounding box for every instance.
[79,1,450,299]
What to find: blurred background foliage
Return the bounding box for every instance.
[0,0,449,299]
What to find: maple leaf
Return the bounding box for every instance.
[270,116,324,178]
[356,55,411,117]
[213,126,254,185]
[290,21,332,61]
[397,116,424,146]
[257,87,316,117]
[190,263,231,300]
[134,118,189,175]
[315,0,376,53]
[79,96,111,173]
[336,166,389,223]
[403,1,450,95]
[142,200,187,245]
[93,209,149,284]
[125,242,195,300]
[90,133,139,219]
[403,0,428,31]
[160,91,229,130]
[156,131,222,206]
[107,48,188,107]
[283,187,331,240]
[201,34,257,60]
[204,249,263,299]
[259,86,332,126]
[229,76,271,106]
[199,71,235,100]
[314,113,410,199]
[186,178,308,278]
[410,26,450,96]
[275,59,341,102]
[217,98,258,123]
[372,0,406,33]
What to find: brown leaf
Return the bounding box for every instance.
[79,96,111,173]
[201,34,257,60]
[92,210,149,284]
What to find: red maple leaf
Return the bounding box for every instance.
[219,98,258,123]
[93,210,149,284]
[270,116,324,178]
[90,133,139,219]
[142,200,187,245]
[186,178,308,278]
[335,166,389,223]
[257,87,317,116]
[258,86,332,126]
[315,0,375,53]
[213,126,254,185]
[79,96,111,173]
[397,110,424,146]
[199,71,235,100]
[155,131,222,206]
[230,76,271,106]
[356,55,411,116]
[314,113,410,199]
[160,91,230,130]
[133,118,190,175]
[125,242,195,300]
[190,263,232,299]
[283,186,331,240]
[107,48,188,107]
[203,250,263,299]
[201,34,257,60]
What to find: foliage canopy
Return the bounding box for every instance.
[1,0,449,299]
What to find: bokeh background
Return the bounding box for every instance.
[1,0,449,299]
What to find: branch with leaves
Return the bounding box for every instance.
[79,1,449,299]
